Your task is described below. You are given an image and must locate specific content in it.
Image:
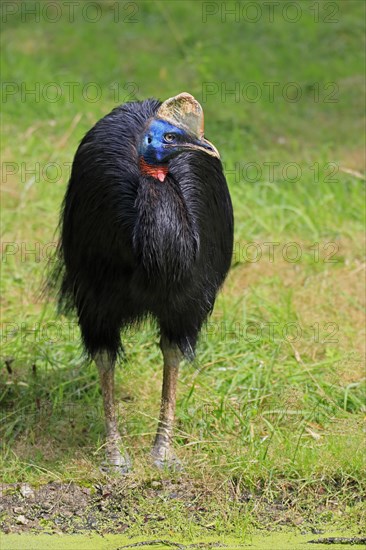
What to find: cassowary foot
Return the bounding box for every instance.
[150,445,182,471]
[100,438,132,475]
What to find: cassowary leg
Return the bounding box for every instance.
[94,351,131,473]
[151,337,182,470]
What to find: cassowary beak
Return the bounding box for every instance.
[186,137,220,158]
[157,92,221,159]
[163,137,220,159]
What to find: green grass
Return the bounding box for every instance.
[1,0,365,539]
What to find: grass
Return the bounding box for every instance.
[1,0,365,540]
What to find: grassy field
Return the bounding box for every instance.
[1,0,365,544]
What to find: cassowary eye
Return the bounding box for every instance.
[164,133,176,143]
[147,136,152,144]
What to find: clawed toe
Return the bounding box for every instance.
[100,460,131,475]
[101,446,132,475]
[150,447,183,471]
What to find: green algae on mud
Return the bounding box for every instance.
[1,531,363,550]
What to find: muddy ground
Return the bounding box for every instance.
[1,479,228,535]
[0,478,360,538]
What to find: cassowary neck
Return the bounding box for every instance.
[133,177,198,283]
[139,157,168,182]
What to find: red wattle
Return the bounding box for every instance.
[139,158,168,182]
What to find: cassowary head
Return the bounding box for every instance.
[139,92,220,181]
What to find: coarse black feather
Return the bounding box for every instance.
[51,99,234,360]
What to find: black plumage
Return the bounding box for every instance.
[51,94,233,470]
[56,98,233,360]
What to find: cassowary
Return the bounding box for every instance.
[53,93,233,472]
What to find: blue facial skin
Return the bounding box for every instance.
[139,119,214,165]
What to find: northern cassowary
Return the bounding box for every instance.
[53,93,233,472]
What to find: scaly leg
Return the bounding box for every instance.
[151,337,182,470]
[94,351,131,473]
